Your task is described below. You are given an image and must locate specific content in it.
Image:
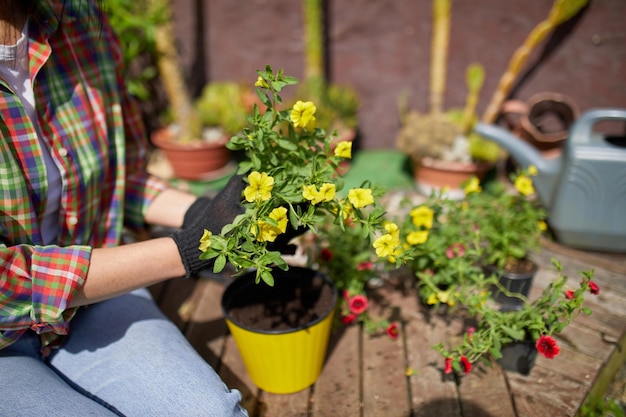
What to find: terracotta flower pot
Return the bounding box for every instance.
[501,92,580,159]
[151,126,232,181]
[414,157,493,199]
[221,267,337,394]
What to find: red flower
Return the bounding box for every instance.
[348,294,369,315]
[386,322,399,340]
[444,357,453,374]
[460,356,472,374]
[589,281,600,295]
[536,335,560,359]
[445,243,466,259]
[565,290,574,299]
[341,313,357,325]
[320,248,333,262]
[357,261,373,271]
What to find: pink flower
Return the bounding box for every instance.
[444,357,453,374]
[386,322,399,340]
[536,335,560,359]
[565,290,574,299]
[320,248,333,262]
[348,294,369,315]
[445,243,466,259]
[341,314,357,325]
[589,281,600,295]
[357,261,373,271]
[460,356,472,374]
[467,327,475,342]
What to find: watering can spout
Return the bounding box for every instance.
[474,122,561,209]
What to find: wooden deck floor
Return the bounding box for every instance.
[149,234,626,417]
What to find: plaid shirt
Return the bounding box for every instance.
[0,0,168,354]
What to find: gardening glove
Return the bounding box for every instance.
[172,174,245,278]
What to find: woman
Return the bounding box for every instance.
[0,1,248,415]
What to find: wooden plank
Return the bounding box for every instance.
[151,277,200,330]
[405,301,463,416]
[257,390,311,417]
[506,363,589,416]
[458,363,516,417]
[312,324,362,416]
[540,236,626,275]
[361,283,412,417]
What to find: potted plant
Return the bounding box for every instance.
[148,0,259,180]
[434,259,598,376]
[395,0,499,198]
[306,215,400,339]
[464,167,548,310]
[150,80,253,181]
[378,191,484,309]
[396,0,589,198]
[197,66,386,393]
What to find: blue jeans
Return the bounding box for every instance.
[0,288,248,417]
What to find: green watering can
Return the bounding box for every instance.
[475,108,626,253]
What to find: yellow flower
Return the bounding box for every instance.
[334,141,352,159]
[538,220,548,231]
[251,207,288,243]
[269,206,288,233]
[244,171,274,202]
[384,222,400,240]
[514,175,535,196]
[426,293,438,305]
[348,188,374,208]
[302,184,320,204]
[410,205,434,229]
[290,100,317,130]
[464,177,482,195]
[198,229,212,252]
[528,165,538,176]
[373,234,400,258]
[251,221,278,242]
[437,291,456,307]
[318,183,336,203]
[254,76,269,88]
[302,184,331,205]
[407,230,429,245]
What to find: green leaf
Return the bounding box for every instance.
[501,325,525,341]
[213,254,226,273]
[260,270,275,286]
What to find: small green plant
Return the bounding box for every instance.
[307,217,399,339]
[434,260,598,374]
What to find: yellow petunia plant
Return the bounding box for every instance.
[198,66,386,286]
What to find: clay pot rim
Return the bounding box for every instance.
[151,126,229,150]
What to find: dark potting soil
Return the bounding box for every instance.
[225,269,336,331]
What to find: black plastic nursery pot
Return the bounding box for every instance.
[485,262,538,311]
[221,266,337,394]
[497,339,538,375]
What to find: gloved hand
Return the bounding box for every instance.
[172,175,310,277]
[172,174,245,278]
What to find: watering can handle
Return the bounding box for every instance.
[570,108,626,146]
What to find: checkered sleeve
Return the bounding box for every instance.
[0,244,91,348]
[101,8,169,229]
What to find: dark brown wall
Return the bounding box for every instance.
[171,0,626,150]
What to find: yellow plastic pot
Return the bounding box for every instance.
[221,267,337,394]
